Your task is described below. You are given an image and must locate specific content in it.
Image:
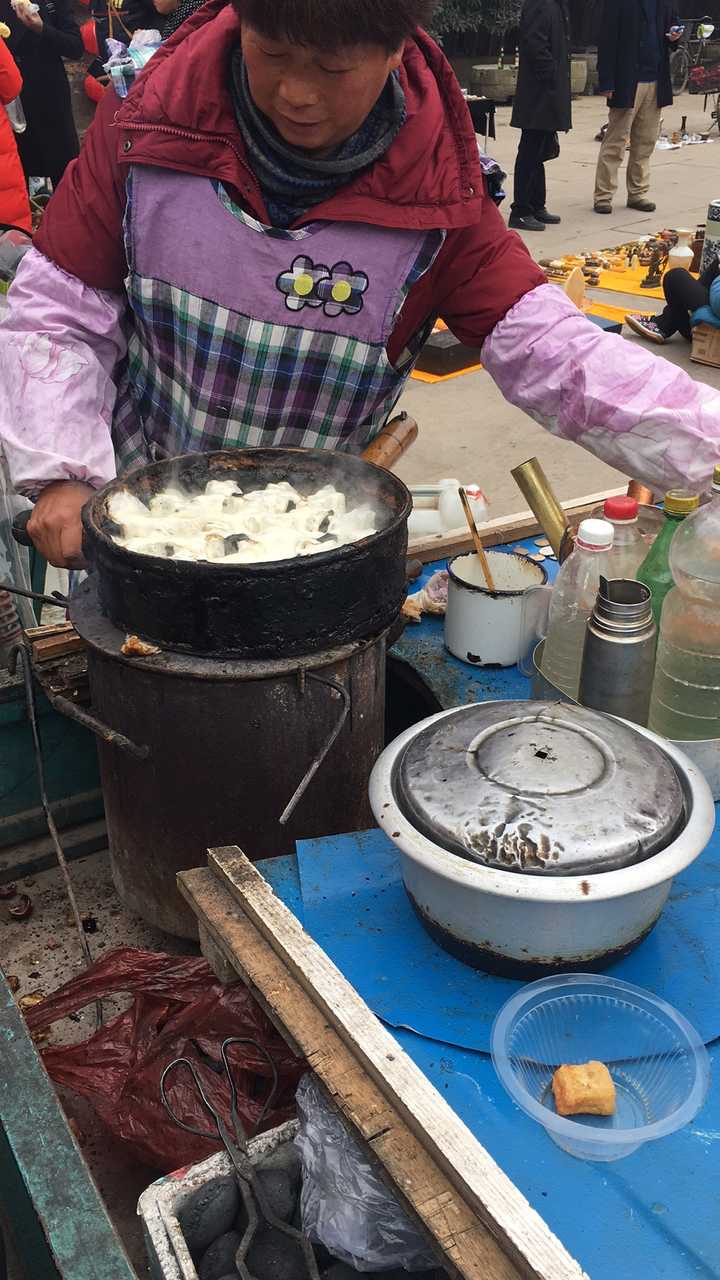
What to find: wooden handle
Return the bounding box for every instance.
[458,487,497,593]
[362,414,418,469]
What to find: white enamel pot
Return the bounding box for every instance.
[444,550,547,668]
[369,704,715,978]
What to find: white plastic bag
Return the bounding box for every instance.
[4,97,26,135]
[295,1074,437,1273]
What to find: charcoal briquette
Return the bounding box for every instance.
[198,1229,243,1280]
[177,1176,240,1254]
[255,1167,296,1223]
[245,1223,307,1280]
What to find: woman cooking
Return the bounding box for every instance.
[1,0,719,569]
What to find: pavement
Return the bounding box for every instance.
[395,90,720,517]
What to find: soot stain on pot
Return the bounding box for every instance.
[407,892,663,977]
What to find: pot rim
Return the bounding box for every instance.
[447,550,548,599]
[369,702,716,903]
[83,447,412,576]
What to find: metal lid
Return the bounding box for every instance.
[665,490,700,516]
[392,702,685,876]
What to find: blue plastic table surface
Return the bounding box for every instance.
[260,849,720,1280]
[256,548,720,1280]
[294,828,720,1051]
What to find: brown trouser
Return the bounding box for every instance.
[594,81,661,205]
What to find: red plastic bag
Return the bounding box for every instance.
[25,948,303,1171]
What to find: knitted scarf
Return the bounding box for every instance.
[230,50,406,228]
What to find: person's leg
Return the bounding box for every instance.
[510,131,548,229]
[626,82,662,206]
[627,268,710,343]
[512,130,546,216]
[530,153,547,215]
[594,103,635,209]
[661,268,711,339]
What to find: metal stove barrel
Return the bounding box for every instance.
[70,578,386,938]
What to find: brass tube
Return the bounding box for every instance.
[511,457,571,559]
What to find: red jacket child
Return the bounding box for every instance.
[0,39,31,233]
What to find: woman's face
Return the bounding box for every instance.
[241,23,402,153]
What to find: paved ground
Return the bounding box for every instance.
[396,91,720,517]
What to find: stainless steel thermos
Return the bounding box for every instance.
[579,578,656,726]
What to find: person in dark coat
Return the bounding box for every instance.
[90,0,158,65]
[593,0,681,215]
[1,0,82,191]
[509,0,571,232]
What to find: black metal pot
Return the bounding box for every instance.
[81,449,411,659]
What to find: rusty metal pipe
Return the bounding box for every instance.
[46,691,150,760]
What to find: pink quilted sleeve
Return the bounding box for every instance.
[0,249,125,496]
[482,284,720,493]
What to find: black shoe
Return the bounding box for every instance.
[593,202,612,214]
[627,198,656,212]
[508,213,546,232]
[535,208,561,224]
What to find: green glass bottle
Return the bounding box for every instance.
[637,490,700,629]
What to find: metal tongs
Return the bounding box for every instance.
[160,1037,320,1280]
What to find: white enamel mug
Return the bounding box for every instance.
[445,550,548,668]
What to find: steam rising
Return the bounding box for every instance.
[107,479,381,563]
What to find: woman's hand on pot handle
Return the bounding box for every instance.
[27,480,94,569]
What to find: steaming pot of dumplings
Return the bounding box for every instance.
[369,700,714,978]
[81,448,411,659]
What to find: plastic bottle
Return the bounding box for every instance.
[649,467,720,740]
[637,491,700,629]
[539,518,614,699]
[437,480,488,532]
[603,496,646,580]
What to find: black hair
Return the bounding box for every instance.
[235,0,437,52]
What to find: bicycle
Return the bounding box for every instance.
[670,16,716,95]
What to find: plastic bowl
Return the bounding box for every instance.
[491,974,710,1161]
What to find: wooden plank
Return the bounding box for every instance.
[178,867,522,1280]
[408,487,626,563]
[0,969,137,1280]
[30,629,85,663]
[206,848,589,1280]
[25,623,75,641]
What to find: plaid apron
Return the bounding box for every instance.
[112,166,444,472]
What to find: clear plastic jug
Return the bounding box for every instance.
[649,468,720,740]
[540,518,614,700]
[603,495,646,580]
